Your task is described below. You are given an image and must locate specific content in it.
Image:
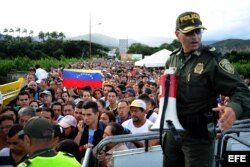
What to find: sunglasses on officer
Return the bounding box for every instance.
[182,29,203,36]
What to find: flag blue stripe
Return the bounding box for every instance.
[63,70,102,80]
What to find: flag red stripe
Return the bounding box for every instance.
[63,79,102,88]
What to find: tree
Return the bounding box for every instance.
[51,31,58,39]
[9,28,14,36]
[22,28,27,36]
[128,43,155,55]
[3,28,8,34]
[45,32,50,40]
[58,32,65,40]
[16,27,21,36]
[225,51,250,63]
[170,39,181,50]
[38,31,45,41]
[29,30,34,37]
[128,43,146,54]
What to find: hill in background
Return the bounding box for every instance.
[211,39,250,54]
[67,33,173,47]
[67,34,250,54]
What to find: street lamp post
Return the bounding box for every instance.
[89,13,101,61]
[89,13,92,61]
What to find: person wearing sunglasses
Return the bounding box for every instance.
[163,11,250,167]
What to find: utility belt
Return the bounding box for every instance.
[179,111,217,140]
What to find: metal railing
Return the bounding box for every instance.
[215,119,250,167]
[91,119,250,167]
[82,148,93,167]
[95,132,160,167]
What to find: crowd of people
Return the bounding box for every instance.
[0,57,250,167]
[0,59,164,167]
[1,10,250,167]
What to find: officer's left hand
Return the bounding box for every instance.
[212,106,236,131]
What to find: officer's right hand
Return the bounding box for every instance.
[212,106,236,131]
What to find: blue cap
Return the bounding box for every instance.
[125,88,135,97]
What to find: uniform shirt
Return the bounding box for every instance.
[18,150,80,167]
[165,45,250,118]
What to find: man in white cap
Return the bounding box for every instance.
[122,99,159,147]
[39,90,53,108]
[58,115,77,139]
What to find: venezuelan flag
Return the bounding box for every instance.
[63,69,103,88]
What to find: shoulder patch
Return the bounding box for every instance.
[219,59,234,74]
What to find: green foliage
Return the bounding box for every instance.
[31,57,79,71]
[13,56,32,70]
[170,39,181,50]
[53,48,65,58]
[127,39,250,76]
[128,43,156,55]
[224,51,250,63]
[0,33,109,60]
[223,51,250,76]
[0,57,80,77]
[233,63,250,77]
[159,40,181,51]
[0,59,16,76]
[128,39,181,56]
[1,32,249,77]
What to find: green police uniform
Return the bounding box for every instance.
[18,149,81,167]
[163,45,250,167]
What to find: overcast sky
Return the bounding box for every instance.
[1,0,250,41]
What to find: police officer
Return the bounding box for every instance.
[18,116,81,167]
[163,11,250,167]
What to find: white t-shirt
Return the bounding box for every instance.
[122,119,153,134]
